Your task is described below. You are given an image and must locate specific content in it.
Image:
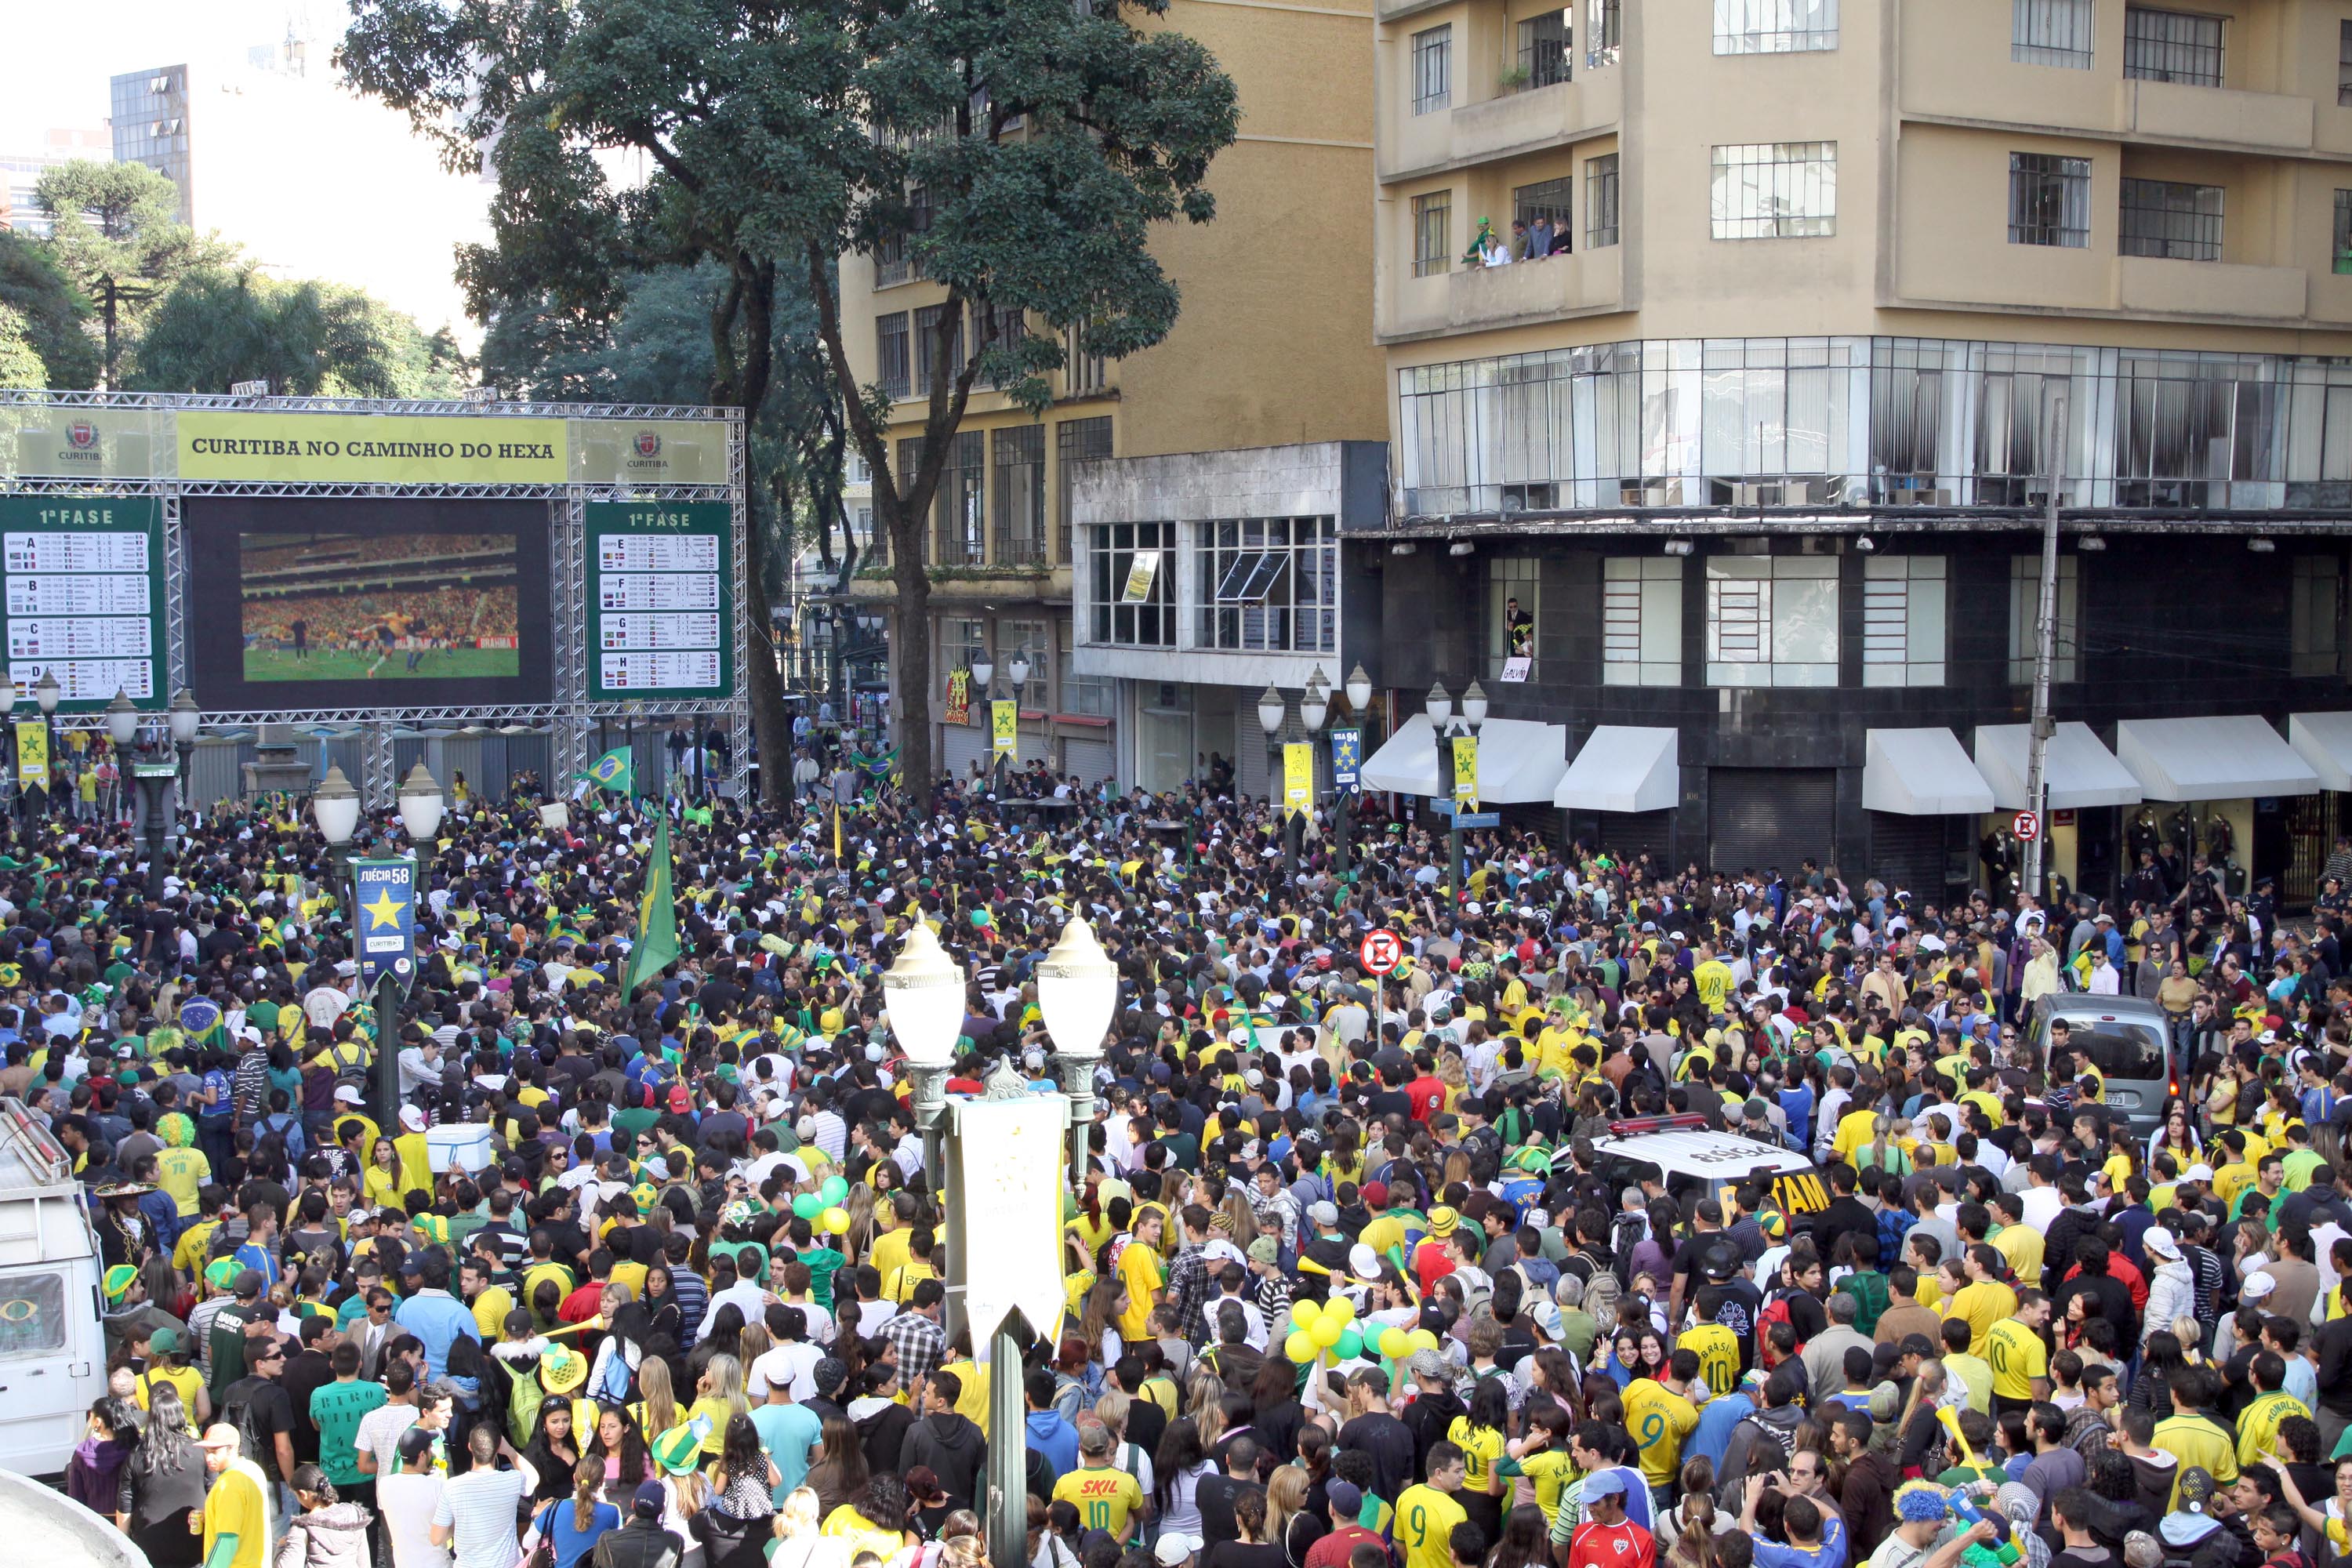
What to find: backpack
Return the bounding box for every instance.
[219,1385,270,1475]
[1608,1214,1647,1288]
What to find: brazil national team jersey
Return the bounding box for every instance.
[1620,1377,1699,1486]
[1679,1323,1740,1397]
[1985,1319,2048,1403]
[1395,1483,1470,1568]
[2237,1389,2310,1468]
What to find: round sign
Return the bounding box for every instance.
[2012,810,2042,841]
[1359,929,1403,975]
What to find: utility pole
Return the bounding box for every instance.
[2023,389,2068,909]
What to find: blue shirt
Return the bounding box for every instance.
[1025,1410,1080,1482]
[533,1497,619,1568]
[394,1287,481,1379]
[1750,1515,1846,1568]
[751,1401,825,1503]
[1687,1392,1755,1472]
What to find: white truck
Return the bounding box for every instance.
[0,1097,104,1477]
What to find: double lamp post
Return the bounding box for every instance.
[1254,661,1373,880]
[1427,677,1487,905]
[104,687,204,898]
[969,648,1031,793]
[310,758,447,1125]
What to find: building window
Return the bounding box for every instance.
[1058,652,1112,717]
[2009,152,2091,248]
[1513,179,1573,255]
[2008,553,2081,684]
[1064,323,1105,395]
[1196,517,1337,654]
[1711,143,1837,240]
[1088,521,1175,648]
[911,303,964,397]
[931,430,985,565]
[993,426,1046,564]
[2334,191,2352,275]
[1585,0,1621,67]
[1412,26,1451,114]
[1714,0,1837,54]
[876,314,909,400]
[2015,0,2093,68]
[2341,21,2352,107]
[1056,416,1112,564]
[1603,557,1683,686]
[1586,154,1621,247]
[1001,618,1050,706]
[2294,555,2343,677]
[1860,555,1947,687]
[971,300,1024,389]
[1413,191,1452,277]
[1705,555,1838,687]
[1487,557,1541,677]
[2119,177,2223,261]
[945,615,988,682]
[1518,11,1572,87]
[2124,6,2222,88]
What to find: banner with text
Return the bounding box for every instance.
[991,700,1018,759]
[1283,742,1313,818]
[0,495,168,711]
[1452,735,1480,811]
[352,857,418,989]
[584,500,735,700]
[13,721,45,793]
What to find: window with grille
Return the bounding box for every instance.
[1860,555,1947,688]
[933,430,986,564]
[2014,0,2093,68]
[1412,26,1451,114]
[2341,21,2352,107]
[1056,416,1112,564]
[993,426,1046,564]
[971,301,1024,388]
[1518,11,1572,86]
[911,303,964,397]
[1087,521,1174,647]
[2295,555,2343,677]
[2124,7,2221,87]
[876,314,910,399]
[1705,555,1839,687]
[2119,177,2223,261]
[1064,323,1106,394]
[1714,0,1837,54]
[1585,0,1621,67]
[1711,143,1836,239]
[1603,557,1682,687]
[2336,191,2352,275]
[1587,154,1621,248]
[2009,153,2091,248]
[1487,557,1541,677]
[1196,517,1337,654]
[2008,554,2080,683]
[1413,192,1452,277]
[1513,179,1573,255]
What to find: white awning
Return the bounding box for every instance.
[1863,728,1996,816]
[1357,713,1567,804]
[2290,712,2352,791]
[2114,716,2320,800]
[1971,722,2143,811]
[1555,725,1680,814]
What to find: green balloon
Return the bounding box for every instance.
[1335,1327,1363,1361]
[820,1175,850,1205]
[792,1192,824,1219]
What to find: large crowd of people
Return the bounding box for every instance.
[30,763,2352,1568]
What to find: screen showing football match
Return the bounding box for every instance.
[186,496,554,710]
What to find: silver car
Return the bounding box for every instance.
[2031,994,2172,1134]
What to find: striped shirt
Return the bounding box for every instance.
[432,1465,526,1568]
[670,1269,710,1348]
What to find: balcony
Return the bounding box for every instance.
[2116,253,2306,320]
[1381,245,1624,342]
[1381,69,1621,182]
[2123,79,2312,155]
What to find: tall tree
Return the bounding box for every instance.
[339,0,1236,789]
[34,160,232,387]
[128,266,470,397]
[0,305,48,390]
[0,232,97,390]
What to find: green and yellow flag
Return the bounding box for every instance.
[622,813,679,998]
[583,747,634,796]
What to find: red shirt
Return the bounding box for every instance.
[557,1282,605,1324]
[1569,1519,1656,1568]
[1412,1238,1458,1297]
[1305,1525,1385,1568]
[1404,1076,1446,1123]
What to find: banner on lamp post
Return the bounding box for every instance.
[1329,726,1362,791]
[352,857,418,990]
[990,700,1017,759]
[949,1094,1069,1346]
[1283,742,1313,818]
[13,721,47,794]
[1452,735,1480,811]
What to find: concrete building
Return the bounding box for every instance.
[1356,0,2352,905]
[109,40,489,343]
[841,0,1388,793]
[0,128,111,239]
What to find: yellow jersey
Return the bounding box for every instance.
[1053,1466,1146,1539]
[1620,1377,1700,1486]
[1679,1323,1741,1398]
[2237,1390,2310,1468]
[1395,1483,1471,1568]
[1513,1447,1579,1527]
[1448,1417,1506,1498]
[1114,1240,1163,1341]
[1984,1319,2049,1403]
[1944,1280,2018,1357]
[2153,1414,2239,1506]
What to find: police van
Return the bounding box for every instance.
[0,1098,103,1475]
[1574,1114,1831,1220]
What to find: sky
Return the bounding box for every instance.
[0,0,336,148]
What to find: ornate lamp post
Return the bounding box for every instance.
[1298,666,1330,877]
[1337,662,1372,875]
[1257,683,1290,880]
[1038,915,1118,1182]
[1427,680,1487,904]
[883,917,965,1236]
[31,671,58,817]
[109,691,176,898]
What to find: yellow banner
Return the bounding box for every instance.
[1283,742,1313,819]
[14,721,48,793]
[177,412,569,484]
[1452,735,1480,811]
[991,700,1018,759]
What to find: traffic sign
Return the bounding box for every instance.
[2012,810,2041,841]
[1359,929,1403,975]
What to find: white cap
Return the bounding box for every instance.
[397,1105,426,1132]
[2143,1226,2180,1259]
[332,1085,365,1105]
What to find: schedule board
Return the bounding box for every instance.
[0,496,166,709]
[584,501,733,700]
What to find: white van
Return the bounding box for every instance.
[0,1097,105,1476]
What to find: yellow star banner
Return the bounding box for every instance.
[351,858,418,990]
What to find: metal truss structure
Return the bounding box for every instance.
[0,394,749,806]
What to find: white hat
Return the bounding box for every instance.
[397,1105,426,1132]
[2143,1226,2180,1259]
[2185,1163,2216,1183]
[332,1085,365,1106]
[1154,1535,1203,1567]
[2242,1270,2278,1301]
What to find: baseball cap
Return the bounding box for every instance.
[633,1479,668,1518]
[332,1085,365,1105]
[2143,1226,2180,1259]
[1307,1200,1339,1228]
[397,1425,439,1465]
[1155,1534,1203,1566]
[232,1269,265,1298]
[1580,1471,1628,1502]
[197,1424,243,1452]
[1325,1480,1363,1519]
[149,1327,182,1356]
[1080,1425,1112,1455]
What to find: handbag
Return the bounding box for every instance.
[522,1502,559,1568]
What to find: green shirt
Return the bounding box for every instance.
[310,1377,388,1487]
[803,1245,844,1311]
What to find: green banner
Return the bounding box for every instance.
[583,500,735,702]
[0,495,168,711]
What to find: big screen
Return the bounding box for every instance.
[186,496,554,710]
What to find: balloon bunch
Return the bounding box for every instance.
[788,1174,855,1236]
[1284,1294,1363,1364]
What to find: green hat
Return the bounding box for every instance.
[149,1326,182,1356]
[103,1264,139,1305]
[204,1258,241,1292]
[652,1421,706,1475]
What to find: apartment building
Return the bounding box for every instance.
[1361,0,2352,904]
[840,0,1386,791]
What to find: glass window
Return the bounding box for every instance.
[2341,21,2352,107]
[0,1272,66,1359]
[2015,0,2094,68]
[993,426,1046,564]
[971,300,1025,389]
[1087,521,1174,648]
[2124,7,2222,88]
[912,303,964,397]
[1513,179,1573,253]
[1196,517,1337,654]
[2009,153,2091,248]
[1714,0,1837,54]
[1056,416,1113,564]
[1488,557,1541,677]
[1064,323,1105,395]
[1585,0,1621,67]
[1414,191,1452,277]
[931,430,985,565]
[2294,555,2342,677]
[1603,557,1683,687]
[876,314,909,400]
[1518,11,1572,87]
[1860,555,1947,687]
[2119,177,2223,261]
[1705,555,1839,687]
[1002,618,1050,706]
[1586,154,1621,248]
[1711,143,1836,239]
[2008,553,2081,683]
[2334,191,2352,276]
[944,615,987,686]
[1058,651,1112,717]
[1412,26,1452,114]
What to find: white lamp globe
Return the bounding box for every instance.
[397,761,446,844]
[884,919,965,1067]
[1038,916,1119,1057]
[311,763,361,846]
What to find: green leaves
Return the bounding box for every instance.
[125,267,469,398]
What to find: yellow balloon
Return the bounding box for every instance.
[1310,1318,1342,1348]
[1283,1330,1318,1363]
[1290,1300,1321,1332]
[822,1206,851,1234]
[1323,1296,1357,1325]
[1378,1327,1412,1359]
[1407,1328,1440,1352]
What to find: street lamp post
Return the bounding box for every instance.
[1337,662,1372,877]
[1257,683,1290,880]
[1001,652,1031,794]
[971,651,996,791]
[1427,679,1487,905]
[882,916,964,1316]
[168,688,201,822]
[1039,915,1118,1183]
[1299,667,1330,879]
[384,762,445,1123]
[310,762,367,1106]
[0,679,16,822]
[108,691,180,899]
[31,672,58,818]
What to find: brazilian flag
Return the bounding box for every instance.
[582,747,634,797]
[622,814,679,999]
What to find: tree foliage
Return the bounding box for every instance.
[34,159,235,387]
[0,305,48,390]
[339,0,1237,789]
[0,231,100,390]
[126,267,469,397]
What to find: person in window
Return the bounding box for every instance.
[1530,216,1555,258]
[1504,597,1535,658]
